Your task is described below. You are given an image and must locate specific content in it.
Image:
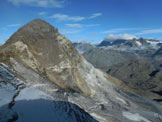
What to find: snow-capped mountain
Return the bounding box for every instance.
[98,38,162,52]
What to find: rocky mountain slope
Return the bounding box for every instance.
[152,46,162,61]
[0,19,162,122]
[83,48,137,69]
[106,59,162,99]
[0,63,97,122]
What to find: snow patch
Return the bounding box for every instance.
[0,83,17,107]
[146,40,159,45]
[123,112,151,122]
[116,97,127,105]
[91,113,106,122]
[135,41,142,46]
[15,87,52,101]
[0,63,9,68]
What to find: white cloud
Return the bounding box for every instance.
[7,24,21,27]
[49,14,85,21]
[104,34,136,41]
[68,16,85,21]
[60,29,80,34]
[49,14,68,20]
[136,28,162,35]
[89,13,102,19]
[102,28,141,34]
[85,24,100,27]
[8,0,65,8]
[38,12,47,16]
[65,23,100,28]
[66,24,82,28]
[49,13,102,22]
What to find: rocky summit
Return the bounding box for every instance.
[0,19,91,95]
[0,19,162,122]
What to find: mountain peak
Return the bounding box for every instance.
[26,18,52,27]
[30,18,46,22]
[20,18,58,33]
[0,19,91,96]
[3,19,59,46]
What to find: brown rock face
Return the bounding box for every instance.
[0,19,91,95]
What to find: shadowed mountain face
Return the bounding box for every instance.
[83,48,137,68]
[0,99,98,122]
[106,59,162,99]
[153,46,162,61]
[0,19,91,95]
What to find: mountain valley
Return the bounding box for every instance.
[74,37,162,101]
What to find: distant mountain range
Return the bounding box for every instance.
[73,42,95,54]
[73,38,162,101]
[98,37,161,49]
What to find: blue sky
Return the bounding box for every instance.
[0,0,162,44]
